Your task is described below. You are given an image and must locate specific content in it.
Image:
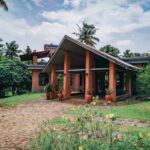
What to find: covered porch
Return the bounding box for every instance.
[43,35,138,102]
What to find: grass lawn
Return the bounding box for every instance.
[101,101,150,120]
[0,93,43,106]
[65,101,150,120]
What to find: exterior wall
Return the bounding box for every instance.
[72,73,80,91]
[32,70,44,92]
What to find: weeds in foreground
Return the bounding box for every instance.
[29,105,150,150]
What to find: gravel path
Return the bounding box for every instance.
[0,98,75,150]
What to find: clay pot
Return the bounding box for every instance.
[105,94,112,101]
[85,95,92,103]
[46,92,50,100]
[58,93,63,100]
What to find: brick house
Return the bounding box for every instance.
[20,35,150,101]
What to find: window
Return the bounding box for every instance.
[39,73,49,86]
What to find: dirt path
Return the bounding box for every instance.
[0,97,149,149]
[0,98,76,149]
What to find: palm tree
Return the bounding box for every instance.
[73,22,99,47]
[0,0,8,11]
[5,41,22,59]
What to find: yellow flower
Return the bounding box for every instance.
[63,116,68,120]
[147,133,150,137]
[92,101,97,106]
[105,114,109,119]
[139,133,144,139]
[105,114,115,120]
[79,146,83,150]
[93,96,95,100]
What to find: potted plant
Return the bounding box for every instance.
[105,89,112,101]
[44,83,52,100]
[57,84,63,101]
[85,90,92,103]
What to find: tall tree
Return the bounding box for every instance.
[0,0,8,11]
[24,45,32,64]
[5,41,22,59]
[73,22,99,46]
[123,49,133,58]
[0,59,31,97]
[24,45,32,55]
[0,38,4,59]
[100,45,120,57]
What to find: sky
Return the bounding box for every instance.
[0,0,150,54]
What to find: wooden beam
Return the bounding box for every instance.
[91,68,109,71]
[56,68,111,73]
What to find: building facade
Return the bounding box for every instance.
[20,35,150,101]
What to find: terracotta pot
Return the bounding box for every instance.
[58,93,63,99]
[85,95,92,103]
[46,92,50,100]
[105,94,112,101]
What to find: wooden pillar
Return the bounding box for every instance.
[126,71,132,96]
[109,61,116,102]
[85,51,92,98]
[63,52,71,99]
[32,55,37,64]
[50,65,56,93]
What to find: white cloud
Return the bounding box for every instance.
[114,40,134,47]
[0,0,150,53]
[63,0,81,7]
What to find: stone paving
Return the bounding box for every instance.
[0,97,77,150]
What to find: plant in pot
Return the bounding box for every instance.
[44,83,52,100]
[85,90,92,103]
[105,89,112,102]
[57,84,63,101]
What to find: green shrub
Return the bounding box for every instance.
[137,65,150,94]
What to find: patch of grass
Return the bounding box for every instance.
[65,101,150,120]
[0,93,43,106]
[29,114,150,150]
[102,101,150,120]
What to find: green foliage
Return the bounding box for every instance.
[0,58,31,97]
[24,45,32,64]
[105,88,111,95]
[25,45,32,54]
[56,74,63,93]
[0,38,4,59]
[100,45,120,57]
[0,0,8,11]
[137,65,150,94]
[44,83,52,93]
[123,49,133,58]
[73,22,99,46]
[30,106,150,150]
[5,41,22,59]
